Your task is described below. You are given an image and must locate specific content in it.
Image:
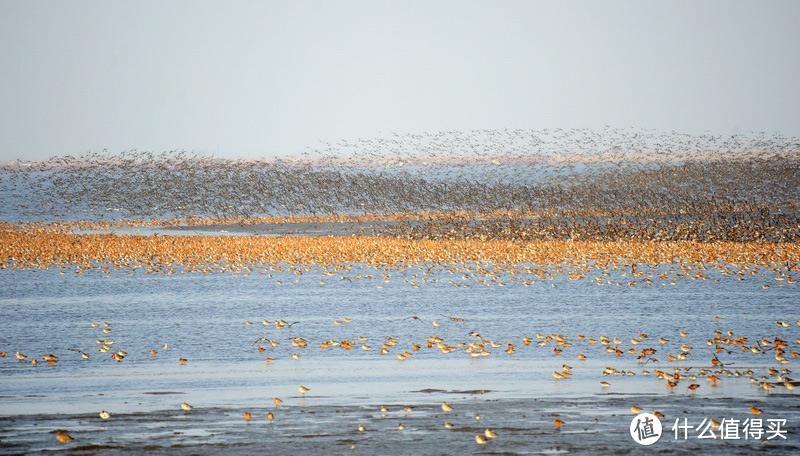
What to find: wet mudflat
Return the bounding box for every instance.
[1,268,798,454]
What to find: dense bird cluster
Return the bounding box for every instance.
[1,227,798,287]
[1,128,798,242]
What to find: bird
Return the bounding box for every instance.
[55,431,74,443]
[42,354,58,364]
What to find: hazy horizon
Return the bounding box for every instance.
[2,0,799,160]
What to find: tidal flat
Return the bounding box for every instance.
[1,264,798,454]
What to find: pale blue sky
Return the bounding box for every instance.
[1,0,798,160]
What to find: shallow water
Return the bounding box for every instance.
[74,220,392,237]
[1,268,798,454]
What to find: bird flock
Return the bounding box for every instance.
[0,127,798,244]
[0,128,798,284]
[3,315,799,447]
[1,127,799,449]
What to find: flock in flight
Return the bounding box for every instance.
[0,127,797,244]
